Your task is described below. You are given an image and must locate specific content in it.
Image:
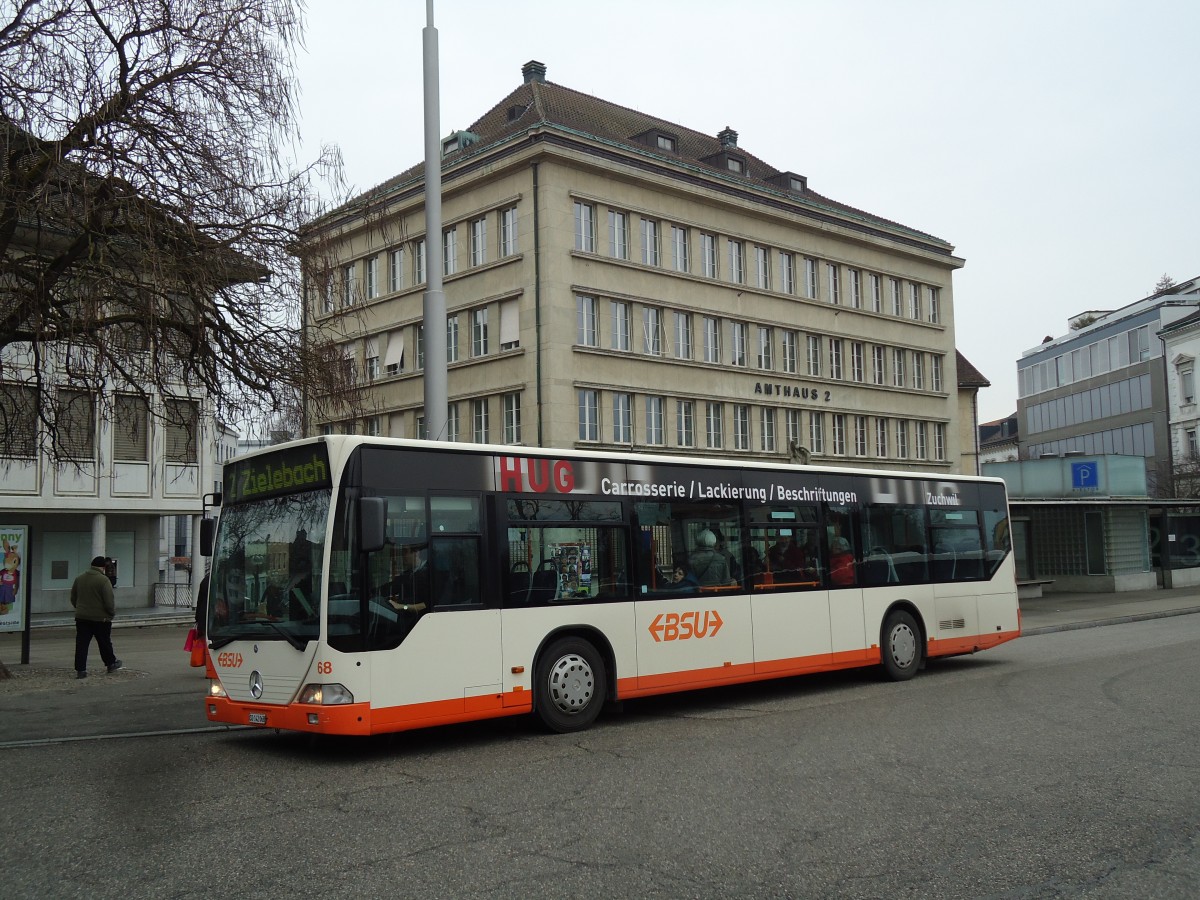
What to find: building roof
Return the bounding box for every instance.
[330,62,954,251]
[956,350,990,388]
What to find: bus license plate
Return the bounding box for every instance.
[248,712,267,725]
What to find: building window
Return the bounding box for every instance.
[870,273,882,312]
[365,353,380,381]
[805,257,818,298]
[470,217,487,266]
[1187,429,1199,457]
[782,331,798,374]
[760,407,776,453]
[909,283,921,320]
[928,286,940,324]
[726,157,744,174]
[673,311,692,359]
[574,201,595,252]
[755,246,770,290]
[915,421,928,459]
[388,249,403,293]
[644,307,663,356]
[1181,365,1195,404]
[500,206,518,257]
[896,419,909,459]
[832,414,846,455]
[705,402,723,449]
[912,351,925,390]
[499,299,519,351]
[701,233,718,278]
[892,348,905,387]
[733,405,750,451]
[779,251,795,295]
[446,315,459,363]
[671,226,689,272]
[612,301,631,351]
[443,226,457,276]
[578,390,599,441]
[826,264,840,304]
[809,412,824,454]
[646,396,664,445]
[365,256,378,300]
[786,409,802,449]
[935,423,946,461]
[829,339,843,380]
[640,218,660,266]
[703,316,721,363]
[415,325,424,370]
[446,403,460,442]
[851,342,864,383]
[807,335,822,377]
[112,394,148,462]
[613,393,632,443]
[677,400,695,447]
[342,263,356,306]
[854,416,868,456]
[471,307,489,357]
[164,397,198,465]
[365,415,381,437]
[609,210,629,260]
[876,418,889,457]
[657,134,676,152]
[890,278,901,316]
[730,321,748,367]
[413,239,425,285]
[728,239,745,284]
[931,355,943,392]
[577,295,598,346]
[850,269,862,308]
[757,326,773,370]
[472,398,489,443]
[503,392,521,444]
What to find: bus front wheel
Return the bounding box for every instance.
[881,609,922,681]
[535,637,607,733]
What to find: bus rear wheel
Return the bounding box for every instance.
[535,637,607,733]
[881,609,922,681]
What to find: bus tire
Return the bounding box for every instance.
[881,609,921,681]
[535,636,607,733]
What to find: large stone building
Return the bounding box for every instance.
[304,61,969,472]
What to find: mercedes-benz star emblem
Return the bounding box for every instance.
[249,670,264,699]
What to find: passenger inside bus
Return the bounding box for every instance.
[829,536,856,586]
[689,529,733,586]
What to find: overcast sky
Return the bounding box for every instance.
[294,0,1199,424]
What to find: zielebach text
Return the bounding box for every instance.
[238,454,329,498]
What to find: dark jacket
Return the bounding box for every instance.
[71,566,116,621]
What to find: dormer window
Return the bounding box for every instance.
[442,137,458,155]
[441,130,479,157]
[656,135,676,152]
[726,157,744,174]
[633,128,680,154]
[789,176,805,191]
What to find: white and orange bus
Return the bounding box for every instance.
[202,436,1018,736]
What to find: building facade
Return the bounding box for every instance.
[1016,277,1200,494]
[304,61,968,472]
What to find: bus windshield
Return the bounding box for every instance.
[208,489,329,650]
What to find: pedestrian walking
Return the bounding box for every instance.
[70,555,123,678]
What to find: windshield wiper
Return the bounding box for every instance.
[258,619,308,651]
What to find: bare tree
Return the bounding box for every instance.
[0,0,354,463]
[1154,273,1176,294]
[0,0,358,678]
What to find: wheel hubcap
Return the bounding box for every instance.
[890,623,917,669]
[547,653,594,715]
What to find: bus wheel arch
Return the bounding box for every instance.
[880,602,925,681]
[532,628,613,733]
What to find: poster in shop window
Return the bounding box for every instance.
[0,525,28,633]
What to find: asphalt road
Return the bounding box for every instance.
[4,616,1198,900]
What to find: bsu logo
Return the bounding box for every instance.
[648,610,724,643]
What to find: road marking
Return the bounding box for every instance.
[0,724,252,749]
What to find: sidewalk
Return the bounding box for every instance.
[2,587,1199,745]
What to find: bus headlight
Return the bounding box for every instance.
[299,683,354,705]
[208,680,227,698]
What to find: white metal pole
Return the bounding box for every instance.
[422,0,448,440]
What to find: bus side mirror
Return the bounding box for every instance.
[200,518,216,557]
[359,497,387,554]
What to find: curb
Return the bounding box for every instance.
[1021,605,1200,636]
[26,614,194,630]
